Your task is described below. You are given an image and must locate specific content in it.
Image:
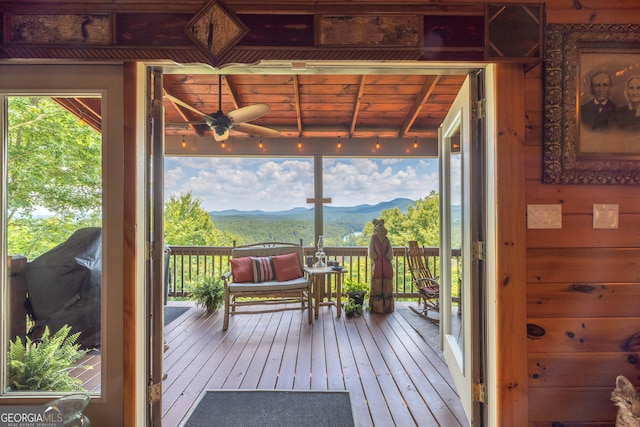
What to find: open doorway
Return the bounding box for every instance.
[154,62,492,426]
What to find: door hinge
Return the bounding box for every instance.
[146,242,153,261]
[148,382,162,404]
[472,241,486,260]
[472,99,486,120]
[473,382,486,403]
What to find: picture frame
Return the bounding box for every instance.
[543,24,640,185]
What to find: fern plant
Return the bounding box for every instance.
[8,324,92,391]
[189,273,225,313]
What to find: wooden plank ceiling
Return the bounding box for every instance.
[162,73,467,142]
[53,71,466,145]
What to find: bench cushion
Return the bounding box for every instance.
[228,276,308,292]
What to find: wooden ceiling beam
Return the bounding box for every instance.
[267,124,438,139]
[0,2,485,15]
[0,6,489,65]
[293,75,303,136]
[52,98,102,133]
[222,75,240,110]
[229,3,485,16]
[399,75,440,138]
[165,134,440,157]
[350,75,366,137]
[162,87,205,136]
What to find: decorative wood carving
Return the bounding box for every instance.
[319,16,419,46]
[0,2,539,66]
[184,0,248,63]
[8,14,110,44]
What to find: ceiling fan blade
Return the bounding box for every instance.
[234,122,281,137]
[163,91,209,117]
[227,104,271,124]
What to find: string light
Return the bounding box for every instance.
[221,141,226,149]
[413,137,418,149]
[181,135,186,148]
[375,137,380,150]
[298,139,302,149]
[337,137,342,149]
[258,137,263,149]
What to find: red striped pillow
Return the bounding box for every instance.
[251,257,276,283]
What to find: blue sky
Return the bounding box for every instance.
[164,157,439,212]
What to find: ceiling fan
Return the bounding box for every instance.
[164,75,280,142]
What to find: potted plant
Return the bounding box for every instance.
[189,274,225,313]
[343,277,369,307]
[343,298,363,318]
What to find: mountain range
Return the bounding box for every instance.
[209,198,416,245]
[210,197,414,221]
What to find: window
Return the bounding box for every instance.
[164,156,315,245]
[164,156,438,247]
[323,157,439,246]
[3,95,103,394]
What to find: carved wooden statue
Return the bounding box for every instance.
[368,218,394,313]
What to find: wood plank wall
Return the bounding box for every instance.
[525,2,640,425]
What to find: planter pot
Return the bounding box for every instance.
[347,291,366,306]
[344,307,362,318]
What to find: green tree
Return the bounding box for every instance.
[357,191,440,247]
[7,97,102,259]
[9,217,99,258]
[402,191,440,246]
[8,97,102,221]
[164,191,239,246]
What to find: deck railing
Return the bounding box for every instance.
[166,244,450,300]
[6,245,458,342]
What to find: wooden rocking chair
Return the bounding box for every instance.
[405,241,440,323]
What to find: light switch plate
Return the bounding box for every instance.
[593,204,618,229]
[527,204,562,229]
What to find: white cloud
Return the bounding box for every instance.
[165,156,438,211]
[164,166,185,194]
[324,159,438,206]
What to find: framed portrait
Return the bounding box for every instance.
[543,24,640,185]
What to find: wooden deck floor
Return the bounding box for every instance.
[161,300,468,427]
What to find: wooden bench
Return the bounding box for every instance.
[221,242,312,330]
